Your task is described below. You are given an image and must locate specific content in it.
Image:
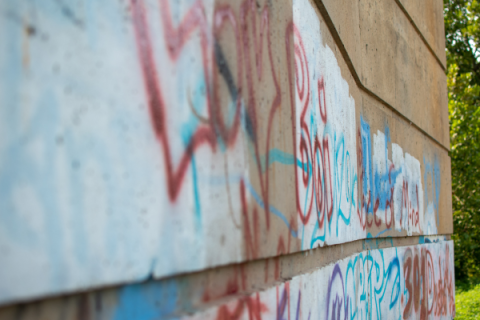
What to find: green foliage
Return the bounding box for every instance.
[445,0,480,80]
[445,0,480,284]
[448,64,480,283]
[455,284,480,319]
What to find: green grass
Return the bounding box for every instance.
[456,284,480,319]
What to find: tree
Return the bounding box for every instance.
[445,0,480,285]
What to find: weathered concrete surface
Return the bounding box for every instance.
[359,0,449,148]
[0,0,453,313]
[393,7,450,149]
[313,0,449,149]
[397,0,447,67]
[316,0,363,75]
[359,0,397,107]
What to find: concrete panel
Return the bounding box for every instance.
[394,13,449,148]
[315,0,363,74]
[359,0,449,148]
[359,0,397,107]
[396,1,449,148]
[397,0,447,67]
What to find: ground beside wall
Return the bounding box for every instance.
[0,0,454,319]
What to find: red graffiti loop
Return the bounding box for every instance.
[295,46,306,101]
[300,137,310,187]
[385,187,394,229]
[317,78,327,124]
[356,129,367,231]
[373,198,382,227]
[366,191,374,228]
[384,163,396,229]
[323,137,334,223]
[314,136,325,226]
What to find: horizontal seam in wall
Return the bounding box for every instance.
[393,0,446,72]
[313,0,450,154]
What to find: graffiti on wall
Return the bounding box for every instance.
[359,120,422,237]
[182,241,455,320]
[291,0,360,250]
[0,0,446,303]
[358,119,443,238]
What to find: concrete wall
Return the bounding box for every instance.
[0,0,454,318]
